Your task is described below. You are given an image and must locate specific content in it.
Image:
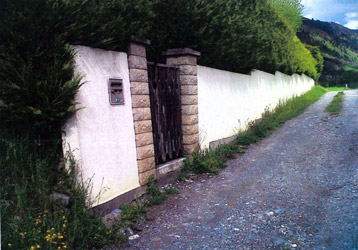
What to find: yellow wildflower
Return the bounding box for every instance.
[31,246,35,250]
[37,245,40,248]
[62,224,66,228]
[8,243,11,247]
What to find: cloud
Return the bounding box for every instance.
[302,0,358,26]
[345,20,358,29]
[344,12,358,30]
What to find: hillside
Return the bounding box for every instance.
[298,18,358,86]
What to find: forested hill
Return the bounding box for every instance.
[298,18,358,86]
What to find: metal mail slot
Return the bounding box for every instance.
[108,78,124,105]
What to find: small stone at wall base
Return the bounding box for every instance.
[102,209,122,228]
[50,192,70,207]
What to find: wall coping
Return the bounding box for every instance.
[131,35,151,46]
[163,48,201,57]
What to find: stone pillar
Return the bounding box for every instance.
[128,36,155,185]
[163,48,201,155]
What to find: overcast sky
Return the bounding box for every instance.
[302,0,358,30]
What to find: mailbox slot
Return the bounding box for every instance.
[108,78,124,105]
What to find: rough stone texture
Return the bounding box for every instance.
[181,95,198,105]
[131,95,150,108]
[182,115,199,125]
[102,210,122,228]
[179,75,197,85]
[137,157,156,173]
[182,124,199,135]
[181,105,198,115]
[130,82,150,95]
[128,55,147,70]
[129,69,148,82]
[134,120,152,134]
[139,169,156,185]
[136,144,155,160]
[133,108,152,121]
[128,43,146,57]
[179,65,197,75]
[123,91,358,250]
[182,134,200,145]
[183,143,200,155]
[167,56,197,66]
[135,132,154,147]
[181,85,198,95]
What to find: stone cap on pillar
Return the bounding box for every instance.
[162,48,201,58]
[131,35,150,46]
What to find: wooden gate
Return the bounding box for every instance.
[148,62,183,165]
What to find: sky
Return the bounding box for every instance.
[302,0,358,30]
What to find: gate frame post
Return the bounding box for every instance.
[163,48,201,156]
[128,36,156,185]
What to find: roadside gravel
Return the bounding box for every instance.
[125,90,358,250]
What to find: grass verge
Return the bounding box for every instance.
[182,85,327,175]
[325,91,344,115]
[326,87,347,92]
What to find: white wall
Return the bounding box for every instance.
[197,66,314,149]
[63,46,139,206]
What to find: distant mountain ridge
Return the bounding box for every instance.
[298,17,358,85]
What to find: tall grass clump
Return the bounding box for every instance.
[1,135,122,249]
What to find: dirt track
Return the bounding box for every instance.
[125,90,358,250]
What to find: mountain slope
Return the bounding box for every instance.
[298,18,358,86]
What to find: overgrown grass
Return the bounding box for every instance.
[326,87,347,92]
[1,136,122,249]
[325,91,344,115]
[183,86,327,175]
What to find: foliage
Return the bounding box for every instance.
[149,0,318,78]
[120,204,147,223]
[268,0,304,32]
[326,71,358,88]
[146,177,168,206]
[0,0,155,138]
[165,188,180,195]
[325,92,344,115]
[306,45,324,79]
[184,144,243,175]
[236,86,327,146]
[0,135,121,249]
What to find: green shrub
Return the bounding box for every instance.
[325,91,344,115]
[146,177,167,206]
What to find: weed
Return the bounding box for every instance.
[325,91,344,115]
[177,171,189,181]
[184,144,242,175]
[119,204,146,223]
[146,177,167,206]
[164,188,180,195]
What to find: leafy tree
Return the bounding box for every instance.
[268,0,304,32]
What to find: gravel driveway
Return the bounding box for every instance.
[125,90,358,250]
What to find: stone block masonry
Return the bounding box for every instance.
[163,48,201,155]
[128,36,156,185]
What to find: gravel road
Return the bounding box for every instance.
[125,90,358,250]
